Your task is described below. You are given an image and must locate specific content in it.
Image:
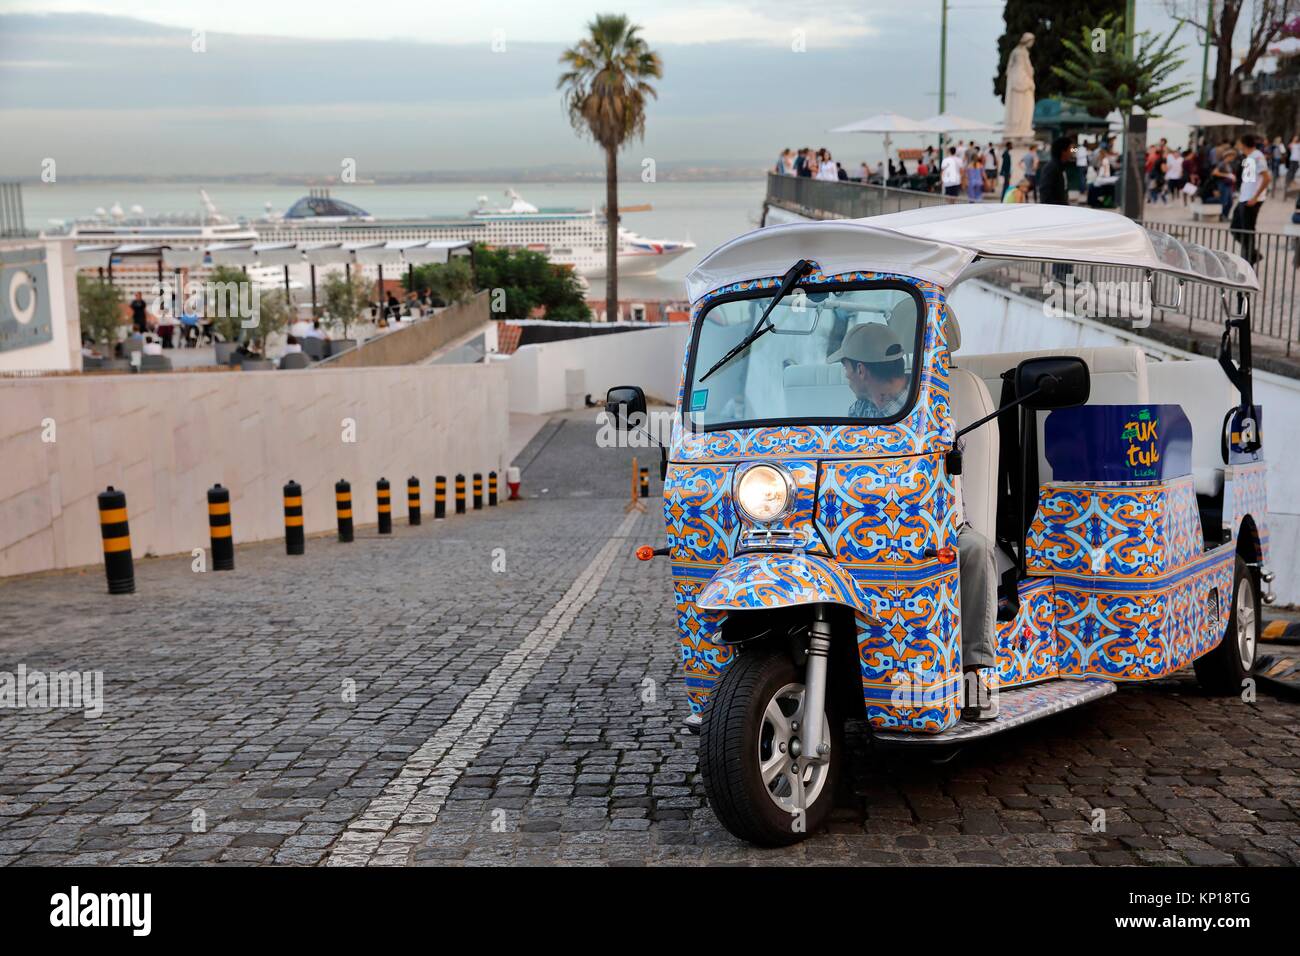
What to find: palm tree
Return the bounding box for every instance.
[558,14,662,322]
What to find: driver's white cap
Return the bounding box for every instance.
[827,323,904,365]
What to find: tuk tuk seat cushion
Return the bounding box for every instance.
[1145,358,1233,497]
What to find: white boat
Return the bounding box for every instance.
[43,203,287,299]
[256,188,695,278]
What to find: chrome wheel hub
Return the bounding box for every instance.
[758,682,831,815]
[1236,576,1257,671]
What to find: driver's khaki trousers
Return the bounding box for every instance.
[958,525,997,670]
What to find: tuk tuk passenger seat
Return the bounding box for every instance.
[949,366,1000,544]
[955,345,1151,482]
[944,305,999,543]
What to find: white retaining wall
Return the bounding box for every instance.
[0,363,509,577]
[506,325,689,414]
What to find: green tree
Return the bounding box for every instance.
[1052,13,1193,212]
[76,274,123,348]
[1052,14,1193,120]
[558,14,661,324]
[254,289,292,354]
[994,0,1125,102]
[473,245,591,322]
[322,270,370,339]
[205,265,253,344]
[404,257,475,306]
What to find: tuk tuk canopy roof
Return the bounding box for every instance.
[684,204,1260,303]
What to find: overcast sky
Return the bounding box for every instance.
[0,0,1207,177]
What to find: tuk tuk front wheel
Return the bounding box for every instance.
[699,645,841,847]
[1194,556,1259,695]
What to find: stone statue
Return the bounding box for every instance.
[1004,32,1036,142]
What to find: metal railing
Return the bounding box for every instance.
[1140,220,1298,352]
[764,172,1300,356]
[765,171,962,221]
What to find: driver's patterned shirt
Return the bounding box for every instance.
[847,391,907,420]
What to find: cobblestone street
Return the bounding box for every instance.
[1,411,1297,866]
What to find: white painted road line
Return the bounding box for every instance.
[327,510,641,866]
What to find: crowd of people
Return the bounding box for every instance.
[777,130,1289,265]
[776,140,1065,203]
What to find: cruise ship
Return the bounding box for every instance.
[252,189,694,277]
[46,189,696,297]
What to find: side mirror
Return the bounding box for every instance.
[605,385,647,428]
[1014,356,1090,410]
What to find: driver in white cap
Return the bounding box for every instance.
[829,322,910,419]
[830,317,999,720]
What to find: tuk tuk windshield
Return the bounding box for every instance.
[686,283,924,429]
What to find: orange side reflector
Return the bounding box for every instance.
[635,545,655,561]
[936,546,956,564]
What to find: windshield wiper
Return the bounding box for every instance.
[698,259,812,383]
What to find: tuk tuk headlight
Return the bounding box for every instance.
[734,464,792,523]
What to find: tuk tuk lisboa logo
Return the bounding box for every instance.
[50,886,151,936]
[1121,409,1160,478]
[1043,276,1151,328]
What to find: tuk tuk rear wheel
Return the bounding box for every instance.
[1194,556,1259,695]
[699,645,841,847]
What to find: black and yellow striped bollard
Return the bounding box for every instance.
[454,473,466,515]
[284,480,304,555]
[488,470,498,507]
[639,466,650,499]
[434,475,447,520]
[377,478,392,535]
[98,486,134,594]
[473,472,483,510]
[336,479,354,542]
[407,477,421,526]
[207,483,234,570]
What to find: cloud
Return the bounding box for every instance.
[636,4,879,46]
[0,9,1007,175]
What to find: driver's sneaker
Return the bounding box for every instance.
[962,667,1000,721]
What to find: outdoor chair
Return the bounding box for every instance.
[279,352,311,370]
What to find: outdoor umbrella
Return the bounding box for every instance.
[829,111,928,158]
[919,113,1000,134]
[1165,106,1253,128]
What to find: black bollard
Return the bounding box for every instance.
[207,484,234,570]
[455,473,466,515]
[434,475,447,520]
[473,472,483,510]
[488,471,498,507]
[377,478,392,535]
[284,481,304,555]
[639,466,650,499]
[98,486,134,594]
[407,477,421,526]
[336,479,354,542]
